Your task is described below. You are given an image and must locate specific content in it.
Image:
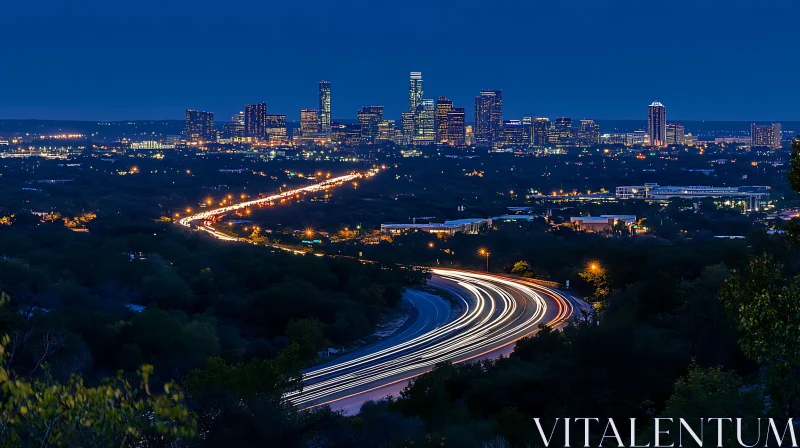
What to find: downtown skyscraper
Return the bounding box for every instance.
[409,72,423,112]
[577,119,600,146]
[446,108,466,145]
[319,81,331,136]
[357,106,384,143]
[413,99,435,144]
[300,109,320,136]
[185,110,216,142]
[435,96,453,144]
[647,101,667,147]
[474,90,503,144]
[666,123,685,146]
[549,117,573,146]
[244,102,267,139]
[532,118,551,146]
[265,114,287,142]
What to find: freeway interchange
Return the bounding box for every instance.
[176,171,583,412]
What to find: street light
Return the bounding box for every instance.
[478,248,490,272]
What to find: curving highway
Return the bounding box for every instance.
[287,269,577,410]
[174,171,582,413]
[176,171,374,241]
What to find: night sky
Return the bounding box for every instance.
[1,0,798,122]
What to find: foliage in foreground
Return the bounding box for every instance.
[0,293,196,447]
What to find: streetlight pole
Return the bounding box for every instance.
[479,248,489,273]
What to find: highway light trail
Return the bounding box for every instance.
[176,171,373,241]
[173,170,576,410]
[287,269,575,409]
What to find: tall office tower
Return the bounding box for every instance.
[330,122,347,145]
[435,96,454,144]
[319,81,331,136]
[474,90,503,144]
[244,102,267,139]
[185,110,216,142]
[446,108,466,145]
[751,123,782,148]
[549,117,573,146]
[337,124,357,146]
[501,120,525,146]
[222,113,242,139]
[532,118,551,146]
[577,119,600,146]
[465,125,474,146]
[300,109,320,136]
[666,123,685,146]
[522,117,533,145]
[401,112,415,145]
[413,99,436,144]
[265,114,287,142]
[647,101,667,147]
[229,112,245,137]
[376,120,396,143]
[409,72,423,112]
[357,106,385,143]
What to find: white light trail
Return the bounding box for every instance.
[170,169,576,411]
[176,171,374,241]
[287,269,574,408]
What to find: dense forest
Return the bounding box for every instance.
[0,214,426,377]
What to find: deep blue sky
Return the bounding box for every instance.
[1,0,798,122]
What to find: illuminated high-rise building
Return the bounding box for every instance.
[647,101,667,147]
[330,122,346,145]
[224,112,245,138]
[319,81,331,136]
[376,120,396,143]
[549,117,573,146]
[409,72,423,112]
[413,99,436,144]
[666,123,685,146]
[751,123,782,148]
[401,112,415,145]
[357,106,384,143]
[244,102,267,139]
[577,119,600,146]
[265,114,287,142]
[501,120,525,146]
[300,109,320,137]
[522,117,533,145]
[446,108,466,145]
[474,90,503,144]
[185,110,216,142]
[532,118,550,146]
[465,125,474,146]
[435,96,454,144]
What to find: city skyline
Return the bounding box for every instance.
[1,0,798,121]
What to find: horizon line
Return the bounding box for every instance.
[0,117,797,124]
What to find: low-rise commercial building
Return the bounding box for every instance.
[380,218,489,235]
[615,183,770,211]
[570,215,636,233]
